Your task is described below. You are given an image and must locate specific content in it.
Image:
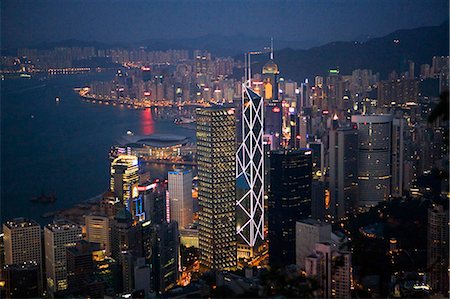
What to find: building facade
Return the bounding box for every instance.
[236,84,265,247]
[110,154,143,220]
[268,149,312,268]
[351,115,393,207]
[44,220,82,295]
[168,168,193,229]
[329,126,359,218]
[85,215,111,255]
[196,107,237,271]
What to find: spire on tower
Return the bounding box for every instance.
[270,37,274,60]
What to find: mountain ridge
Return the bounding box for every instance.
[247,21,449,81]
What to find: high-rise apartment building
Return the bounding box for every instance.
[196,107,237,271]
[268,149,312,268]
[44,220,82,295]
[351,115,393,207]
[168,169,193,229]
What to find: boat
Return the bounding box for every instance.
[20,73,32,79]
[174,117,195,125]
[55,97,60,103]
[31,192,57,204]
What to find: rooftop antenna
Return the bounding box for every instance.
[248,52,252,85]
[244,53,247,82]
[270,37,274,60]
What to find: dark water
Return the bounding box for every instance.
[1,72,195,225]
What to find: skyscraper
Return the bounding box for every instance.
[295,219,332,269]
[3,218,42,267]
[110,208,137,264]
[268,149,312,268]
[351,115,393,207]
[391,118,405,197]
[427,204,449,295]
[168,168,193,229]
[1,262,40,298]
[85,215,111,256]
[3,218,42,294]
[66,240,104,298]
[139,180,167,225]
[196,107,237,271]
[110,154,143,220]
[152,222,179,294]
[236,83,264,247]
[44,220,82,295]
[262,55,282,149]
[329,126,359,218]
[305,242,352,299]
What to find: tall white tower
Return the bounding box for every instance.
[236,80,265,246]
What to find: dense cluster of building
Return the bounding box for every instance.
[0,46,448,298]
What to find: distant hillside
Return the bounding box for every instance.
[15,35,323,57]
[247,21,449,81]
[143,35,322,56]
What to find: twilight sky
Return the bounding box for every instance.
[1,0,449,48]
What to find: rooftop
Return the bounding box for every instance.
[117,133,189,148]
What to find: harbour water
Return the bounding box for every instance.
[1,72,196,225]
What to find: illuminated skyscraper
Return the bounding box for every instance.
[268,149,312,268]
[351,115,393,207]
[196,107,237,271]
[263,50,282,149]
[110,154,144,220]
[85,215,110,255]
[168,169,193,229]
[236,83,264,247]
[44,220,82,295]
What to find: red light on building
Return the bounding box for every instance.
[272,107,281,113]
[144,91,151,96]
[322,110,329,115]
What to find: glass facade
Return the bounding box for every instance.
[110,155,143,220]
[236,85,265,247]
[268,149,312,268]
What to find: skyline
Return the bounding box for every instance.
[2,0,449,49]
[1,1,449,298]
